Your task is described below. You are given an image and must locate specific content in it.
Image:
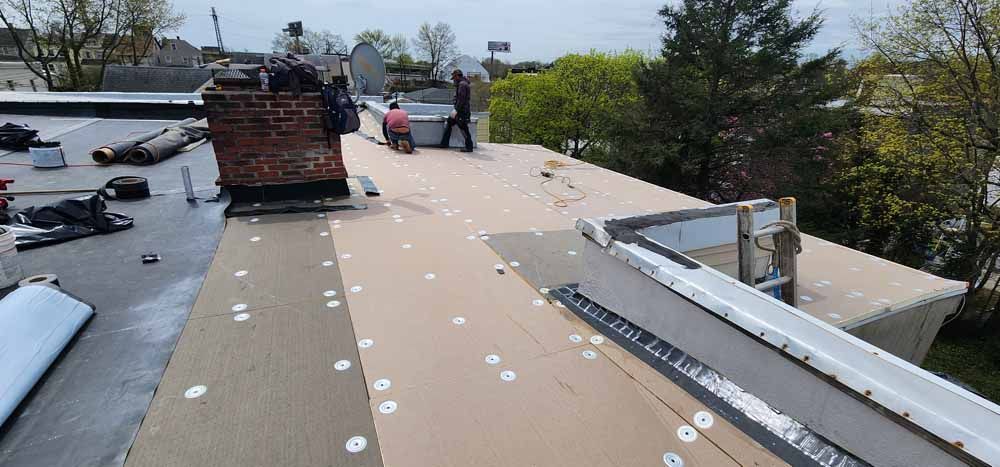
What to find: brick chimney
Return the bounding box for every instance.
[202,89,349,202]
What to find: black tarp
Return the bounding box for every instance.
[7,195,134,249]
[0,123,41,150]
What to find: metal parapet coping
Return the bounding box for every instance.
[576,217,1000,465]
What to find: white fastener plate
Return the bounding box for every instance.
[345,436,367,453]
[378,400,398,414]
[184,385,207,399]
[677,425,698,442]
[693,411,714,429]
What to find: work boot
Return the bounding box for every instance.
[390,143,399,150]
[400,140,413,154]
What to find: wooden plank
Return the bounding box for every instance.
[776,198,798,307]
[737,205,756,287]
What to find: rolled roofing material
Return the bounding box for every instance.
[124,119,209,165]
[91,118,206,164]
[0,285,94,426]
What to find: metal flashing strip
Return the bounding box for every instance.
[576,217,1000,465]
[549,284,866,467]
[357,176,380,196]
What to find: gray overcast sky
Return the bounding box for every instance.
[172,0,900,62]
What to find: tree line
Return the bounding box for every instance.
[271,22,459,83]
[490,0,1000,328]
[0,0,184,90]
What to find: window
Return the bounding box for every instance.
[84,51,92,59]
[171,43,177,51]
[165,55,171,63]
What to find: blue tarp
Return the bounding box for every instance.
[0,285,93,425]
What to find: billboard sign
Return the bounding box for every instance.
[488,41,511,53]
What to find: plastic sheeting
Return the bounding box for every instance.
[0,123,42,150]
[6,195,134,250]
[0,285,94,426]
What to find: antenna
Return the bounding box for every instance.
[211,7,225,54]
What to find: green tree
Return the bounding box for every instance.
[354,28,404,59]
[489,51,641,157]
[852,0,1000,315]
[120,0,184,65]
[607,0,850,203]
[481,57,511,79]
[273,29,346,54]
[2,0,183,89]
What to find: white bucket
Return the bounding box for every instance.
[29,145,67,168]
[0,226,21,288]
[0,226,15,257]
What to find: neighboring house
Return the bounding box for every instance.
[402,87,455,105]
[228,51,271,65]
[441,55,490,83]
[148,37,202,67]
[0,61,48,91]
[386,60,431,87]
[201,46,226,64]
[101,65,212,92]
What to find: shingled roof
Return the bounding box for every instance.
[101,65,212,93]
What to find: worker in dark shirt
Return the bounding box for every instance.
[439,69,474,152]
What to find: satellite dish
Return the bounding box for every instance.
[349,42,386,95]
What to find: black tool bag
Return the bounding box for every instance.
[321,85,360,135]
[268,54,320,95]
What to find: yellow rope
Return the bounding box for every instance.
[530,160,587,208]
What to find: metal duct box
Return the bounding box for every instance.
[365,102,478,148]
[574,204,999,467]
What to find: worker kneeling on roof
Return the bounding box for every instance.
[382,102,415,154]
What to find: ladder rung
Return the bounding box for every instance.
[753,225,786,238]
[755,276,791,291]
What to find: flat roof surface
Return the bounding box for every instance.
[126,136,788,466]
[0,112,966,466]
[0,114,224,466]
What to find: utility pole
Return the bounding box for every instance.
[211,7,225,54]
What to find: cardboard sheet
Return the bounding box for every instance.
[126,213,382,467]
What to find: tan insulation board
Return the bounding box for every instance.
[329,141,787,466]
[126,214,382,467]
[188,215,344,319]
[341,136,965,327]
[369,346,752,467]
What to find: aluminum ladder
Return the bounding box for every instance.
[736,197,800,307]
